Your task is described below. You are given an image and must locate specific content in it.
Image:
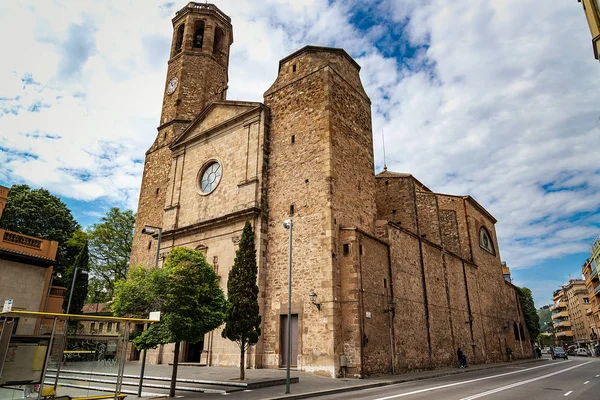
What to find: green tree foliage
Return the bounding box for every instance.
[113,247,225,397]
[87,207,135,299]
[64,242,90,315]
[0,184,80,280]
[517,287,540,339]
[222,221,261,380]
[537,307,553,333]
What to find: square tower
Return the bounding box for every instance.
[262,46,377,376]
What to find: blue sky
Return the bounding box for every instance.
[1,0,599,306]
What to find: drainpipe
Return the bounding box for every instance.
[358,235,366,378]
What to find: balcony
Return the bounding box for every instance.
[550,302,567,311]
[594,284,600,296]
[554,320,572,328]
[552,311,569,319]
[587,308,593,316]
[0,228,58,261]
[556,330,574,337]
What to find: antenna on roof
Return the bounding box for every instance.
[382,130,387,172]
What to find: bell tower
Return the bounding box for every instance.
[130,3,233,267]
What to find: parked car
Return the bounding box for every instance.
[575,348,589,357]
[552,347,568,360]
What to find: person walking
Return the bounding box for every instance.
[506,346,512,362]
[457,347,467,368]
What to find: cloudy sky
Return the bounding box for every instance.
[1,0,599,305]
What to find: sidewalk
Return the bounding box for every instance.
[132,357,548,400]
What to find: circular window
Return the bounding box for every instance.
[199,161,222,194]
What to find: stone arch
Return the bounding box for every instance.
[175,23,185,54]
[193,20,205,49]
[213,26,224,55]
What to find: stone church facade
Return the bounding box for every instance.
[130,2,532,377]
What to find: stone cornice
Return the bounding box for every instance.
[161,207,264,238]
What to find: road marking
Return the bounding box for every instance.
[564,391,573,396]
[458,361,594,400]
[372,361,560,400]
[584,381,589,384]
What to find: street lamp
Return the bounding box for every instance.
[141,226,162,267]
[66,268,88,314]
[309,290,321,311]
[137,225,163,397]
[283,219,293,394]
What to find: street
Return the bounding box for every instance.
[317,357,600,400]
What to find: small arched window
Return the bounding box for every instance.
[479,227,494,254]
[193,21,204,49]
[175,24,185,53]
[213,26,224,55]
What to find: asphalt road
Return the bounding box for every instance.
[319,357,600,400]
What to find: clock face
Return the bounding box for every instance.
[166,77,178,95]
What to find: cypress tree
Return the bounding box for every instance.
[222,221,261,380]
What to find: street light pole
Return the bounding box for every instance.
[138,225,162,397]
[283,219,293,394]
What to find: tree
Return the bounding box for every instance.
[222,221,261,380]
[537,307,552,333]
[64,241,90,315]
[517,287,540,339]
[0,184,80,280]
[87,208,135,299]
[112,247,225,397]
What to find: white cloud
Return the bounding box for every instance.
[0,0,598,274]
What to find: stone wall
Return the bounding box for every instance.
[0,259,49,335]
[131,6,232,268]
[264,55,335,375]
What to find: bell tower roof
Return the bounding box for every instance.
[173,3,232,29]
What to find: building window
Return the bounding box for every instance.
[193,20,205,48]
[291,135,295,144]
[343,243,350,256]
[289,204,294,216]
[175,24,185,53]
[108,322,113,332]
[91,322,96,332]
[99,323,104,333]
[213,27,224,55]
[148,241,152,250]
[513,322,519,341]
[479,227,494,254]
[199,161,222,194]
[292,64,297,72]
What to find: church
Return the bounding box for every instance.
[129,2,532,377]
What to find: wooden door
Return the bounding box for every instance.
[280,314,298,367]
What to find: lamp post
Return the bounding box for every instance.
[138,225,162,397]
[54,267,88,390]
[66,268,88,314]
[283,219,293,394]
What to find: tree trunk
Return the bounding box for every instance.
[170,341,180,397]
[240,340,245,380]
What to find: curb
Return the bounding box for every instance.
[264,358,547,400]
